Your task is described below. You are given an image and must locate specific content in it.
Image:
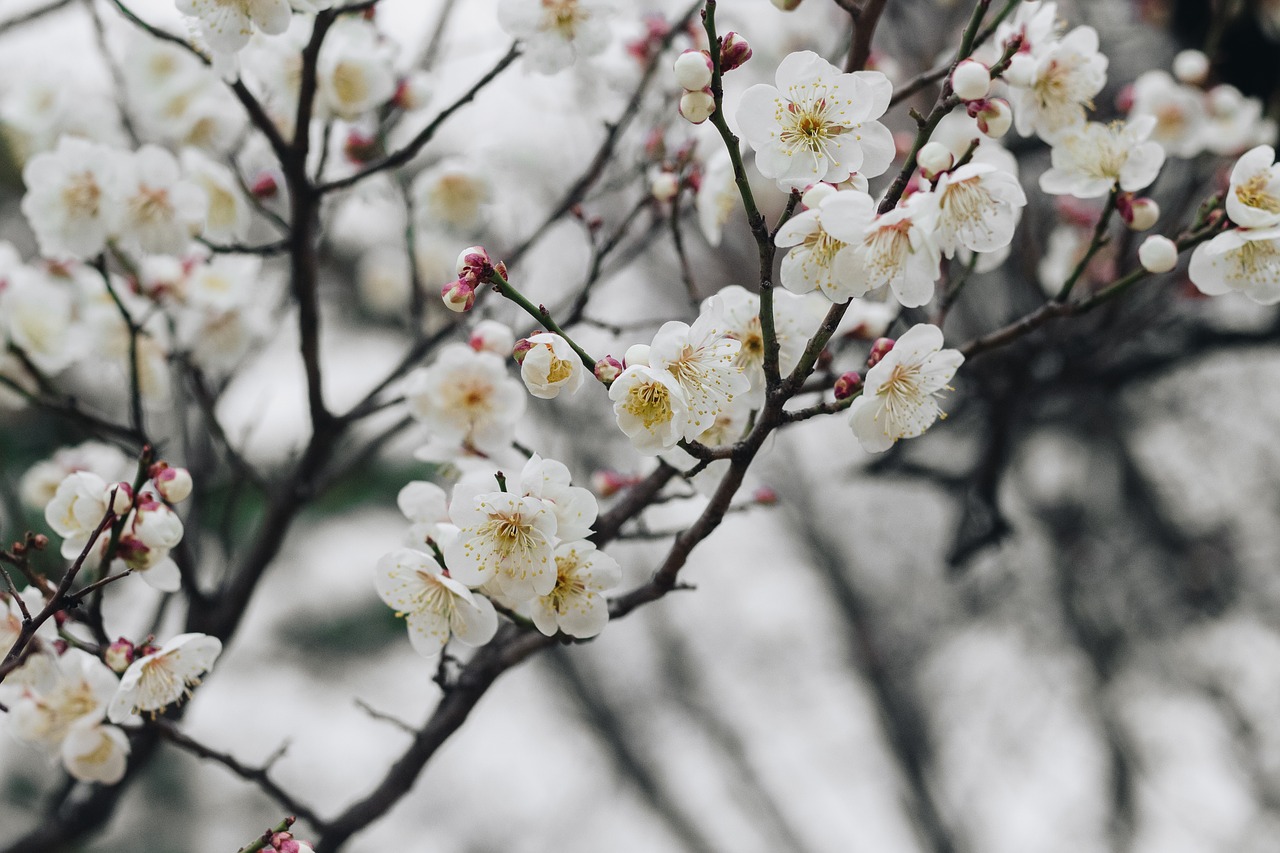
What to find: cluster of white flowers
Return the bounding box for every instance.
[377,453,621,652]
[1189,145,1280,304]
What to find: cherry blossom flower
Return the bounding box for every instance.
[107,633,222,722]
[736,50,895,188]
[20,137,124,261]
[374,548,498,659]
[61,723,130,785]
[1006,26,1108,142]
[404,344,527,456]
[519,332,586,399]
[1038,116,1166,198]
[847,324,964,453]
[648,312,748,440]
[928,163,1027,257]
[1225,145,1280,229]
[497,0,613,75]
[177,0,292,55]
[608,364,690,454]
[832,192,942,308]
[775,183,876,301]
[529,541,621,638]
[444,487,559,600]
[1188,228,1280,305]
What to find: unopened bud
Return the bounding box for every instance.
[916,142,954,179]
[623,344,650,367]
[951,60,991,101]
[651,170,680,202]
[468,319,515,355]
[673,50,713,92]
[455,246,493,282]
[720,32,752,72]
[31,534,48,550]
[678,89,716,124]
[250,172,278,199]
[973,98,1012,138]
[105,638,135,673]
[591,468,635,497]
[105,483,133,515]
[1138,235,1178,273]
[833,371,864,400]
[1173,49,1210,86]
[1125,197,1160,232]
[441,278,476,312]
[153,466,193,503]
[752,486,779,505]
[512,338,534,365]
[867,337,895,369]
[53,638,68,654]
[594,355,624,383]
[343,130,379,163]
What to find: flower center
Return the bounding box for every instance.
[547,555,587,613]
[331,61,369,106]
[480,511,538,558]
[542,0,583,36]
[624,379,672,429]
[878,361,925,421]
[863,220,914,284]
[779,93,845,165]
[130,185,174,225]
[62,172,102,218]
[1228,238,1280,284]
[1235,172,1280,214]
[545,357,574,384]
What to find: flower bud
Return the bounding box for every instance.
[867,337,895,369]
[468,319,515,356]
[441,278,476,312]
[623,344,650,367]
[1138,235,1178,273]
[104,483,133,515]
[512,337,534,365]
[152,466,193,503]
[594,355,624,383]
[673,50,713,92]
[393,71,431,110]
[650,170,680,202]
[973,98,1012,138]
[951,60,991,101]
[770,0,803,9]
[678,89,716,124]
[833,371,864,400]
[343,129,379,163]
[720,32,752,72]
[801,181,837,208]
[455,245,493,281]
[916,142,954,179]
[1173,49,1210,86]
[752,486,779,505]
[1125,197,1160,232]
[105,638,135,674]
[591,468,636,497]
[250,172,279,199]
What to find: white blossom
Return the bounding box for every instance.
[181,149,250,243]
[316,17,397,120]
[9,650,119,748]
[107,633,222,722]
[832,192,942,308]
[0,267,82,375]
[177,0,292,54]
[112,145,208,257]
[530,541,621,639]
[1038,116,1166,198]
[520,333,586,399]
[775,184,876,301]
[1188,228,1280,305]
[608,365,690,454]
[847,324,964,453]
[397,481,452,547]
[518,454,597,542]
[20,137,124,261]
[444,488,558,601]
[497,0,613,74]
[404,344,527,456]
[374,548,498,659]
[61,723,130,785]
[648,311,749,440]
[928,163,1027,257]
[1127,71,1207,159]
[1007,26,1108,142]
[1226,145,1280,229]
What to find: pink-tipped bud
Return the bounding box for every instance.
[650,170,680,202]
[455,246,494,282]
[752,486,779,505]
[1114,84,1135,114]
[343,130,379,163]
[678,89,716,124]
[594,355,624,383]
[105,638,135,673]
[951,60,991,101]
[393,72,430,111]
[673,50,713,92]
[53,638,69,654]
[468,319,515,355]
[441,278,476,313]
[867,337,895,369]
[512,338,534,365]
[105,482,133,515]
[250,172,279,199]
[833,371,864,400]
[972,98,1012,138]
[153,466,193,503]
[916,142,954,179]
[720,32,752,71]
[591,468,636,498]
[1125,197,1161,231]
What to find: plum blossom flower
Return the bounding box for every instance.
[61,723,130,784]
[608,365,689,454]
[404,344,527,455]
[775,183,876,301]
[928,163,1027,257]
[107,633,222,722]
[1126,71,1208,160]
[519,333,586,399]
[518,454,598,542]
[316,17,397,120]
[1006,26,1108,142]
[181,149,250,243]
[397,481,452,547]
[20,137,124,261]
[737,51,895,188]
[9,650,119,748]
[0,267,82,375]
[847,324,964,453]
[44,471,124,560]
[1188,228,1280,305]
[498,0,613,75]
[648,312,749,440]
[1225,145,1280,229]
[177,0,292,54]
[530,541,621,638]
[832,192,942,308]
[444,488,558,601]
[1038,116,1166,199]
[112,145,208,257]
[374,548,498,659]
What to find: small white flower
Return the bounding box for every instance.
[530,541,621,639]
[107,633,222,722]
[736,50,895,188]
[1188,227,1280,305]
[177,0,292,54]
[404,344,527,456]
[112,145,208,257]
[1007,26,1108,142]
[316,17,397,120]
[397,481,451,546]
[45,472,119,560]
[374,548,498,659]
[9,650,119,748]
[1038,116,1166,199]
[775,184,876,301]
[648,311,749,440]
[20,137,124,261]
[497,0,613,74]
[696,150,738,247]
[608,365,690,454]
[929,163,1027,257]
[518,454,597,542]
[1,267,82,375]
[847,324,963,453]
[1225,145,1280,229]
[832,193,942,308]
[444,489,558,601]
[412,160,490,232]
[1203,85,1275,157]
[468,320,515,357]
[61,723,130,785]
[184,254,261,312]
[181,149,250,243]
[519,333,586,400]
[1127,70,1207,159]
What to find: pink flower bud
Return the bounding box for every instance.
[441,278,476,313]
[720,32,752,72]
[591,468,636,497]
[833,371,863,400]
[250,172,278,199]
[752,486,779,505]
[973,98,1012,138]
[867,337,895,369]
[105,638,135,673]
[673,49,713,92]
[455,246,494,282]
[512,337,534,365]
[1125,197,1161,232]
[343,130,379,163]
[594,355,624,383]
[53,638,68,654]
[916,142,954,179]
[678,89,716,124]
[1114,84,1135,114]
[153,466,193,503]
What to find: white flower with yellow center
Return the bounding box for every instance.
[107,633,222,723]
[518,455,598,541]
[498,0,613,75]
[112,145,208,257]
[696,151,738,247]
[0,267,82,375]
[776,183,876,301]
[1226,145,1280,229]
[1189,227,1280,305]
[608,364,690,454]
[1128,70,1208,159]
[520,332,586,400]
[737,50,895,188]
[413,160,490,232]
[929,163,1027,257]
[530,541,621,639]
[20,136,124,261]
[176,0,292,54]
[1007,26,1108,142]
[317,17,397,120]
[44,471,122,560]
[375,548,498,659]
[61,723,130,785]
[1038,116,1165,198]
[404,344,527,456]
[10,650,119,748]
[833,193,942,308]
[648,311,749,440]
[847,323,964,453]
[444,489,558,601]
[181,149,250,243]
